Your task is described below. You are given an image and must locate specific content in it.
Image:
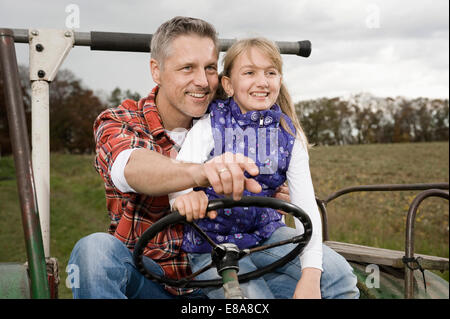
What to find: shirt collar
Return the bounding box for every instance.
[141,86,176,151]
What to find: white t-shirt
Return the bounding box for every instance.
[111,114,323,271]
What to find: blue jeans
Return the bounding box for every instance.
[188,226,360,299]
[68,232,207,299]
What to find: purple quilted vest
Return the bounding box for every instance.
[182,98,296,253]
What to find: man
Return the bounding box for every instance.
[68,16,359,299]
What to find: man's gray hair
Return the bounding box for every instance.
[151,16,219,67]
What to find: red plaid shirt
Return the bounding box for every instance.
[93,86,193,296]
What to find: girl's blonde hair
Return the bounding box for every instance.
[218,37,309,146]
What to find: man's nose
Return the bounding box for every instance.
[192,69,209,88]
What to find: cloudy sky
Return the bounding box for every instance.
[1,0,448,102]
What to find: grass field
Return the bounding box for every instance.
[0,142,448,299]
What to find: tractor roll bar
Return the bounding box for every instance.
[0,29,50,299]
[316,183,449,299]
[404,189,449,299]
[9,28,312,57]
[322,183,450,205]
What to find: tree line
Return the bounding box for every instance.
[1,67,448,156]
[297,94,448,146]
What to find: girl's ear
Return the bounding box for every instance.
[221,75,234,97]
[150,58,161,85]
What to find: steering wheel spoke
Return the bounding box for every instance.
[186,220,220,249]
[242,233,308,255]
[183,262,214,282]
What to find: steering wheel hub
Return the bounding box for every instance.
[212,243,241,275]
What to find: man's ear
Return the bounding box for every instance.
[150,58,161,85]
[221,75,234,97]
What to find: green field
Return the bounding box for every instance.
[0,142,448,299]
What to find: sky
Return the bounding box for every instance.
[1,0,449,102]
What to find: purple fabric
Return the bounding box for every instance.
[182,98,296,253]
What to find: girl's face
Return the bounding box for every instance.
[222,47,282,113]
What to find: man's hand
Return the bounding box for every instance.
[192,152,262,201]
[172,190,217,222]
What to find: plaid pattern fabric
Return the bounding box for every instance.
[93,86,193,295]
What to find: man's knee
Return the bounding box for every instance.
[69,232,127,267]
[72,232,114,254]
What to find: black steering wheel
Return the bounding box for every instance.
[133,196,312,288]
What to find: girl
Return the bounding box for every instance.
[169,38,323,299]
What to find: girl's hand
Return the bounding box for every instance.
[172,190,217,222]
[293,268,322,299]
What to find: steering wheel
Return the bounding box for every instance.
[133,196,312,289]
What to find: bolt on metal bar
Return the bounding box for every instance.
[0,28,50,299]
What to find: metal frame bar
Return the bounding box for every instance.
[317,183,449,299]
[404,189,449,298]
[27,29,74,258]
[9,28,312,56]
[0,28,50,299]
[317,183,450,241]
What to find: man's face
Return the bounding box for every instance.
[151,35,219,129]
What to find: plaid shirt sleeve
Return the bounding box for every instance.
[93,102,154,187]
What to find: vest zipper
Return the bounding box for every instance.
[259,115,264,127]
